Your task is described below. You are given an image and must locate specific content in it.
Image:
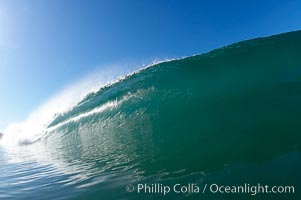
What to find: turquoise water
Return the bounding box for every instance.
[1,30,301,199]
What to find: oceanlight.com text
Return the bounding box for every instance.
[125,183,295,196]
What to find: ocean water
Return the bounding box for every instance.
[1,30,301,199]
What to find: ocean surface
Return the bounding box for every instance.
[1,31,301,199]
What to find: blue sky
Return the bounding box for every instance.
[0,0,301,131]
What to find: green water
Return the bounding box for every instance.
[1,30,301,199]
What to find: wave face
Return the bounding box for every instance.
[1,31,301,199]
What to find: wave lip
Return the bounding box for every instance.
[2,30,301,146]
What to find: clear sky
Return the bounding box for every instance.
[0,0,301,131]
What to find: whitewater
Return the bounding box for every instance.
[0,58,181,146]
